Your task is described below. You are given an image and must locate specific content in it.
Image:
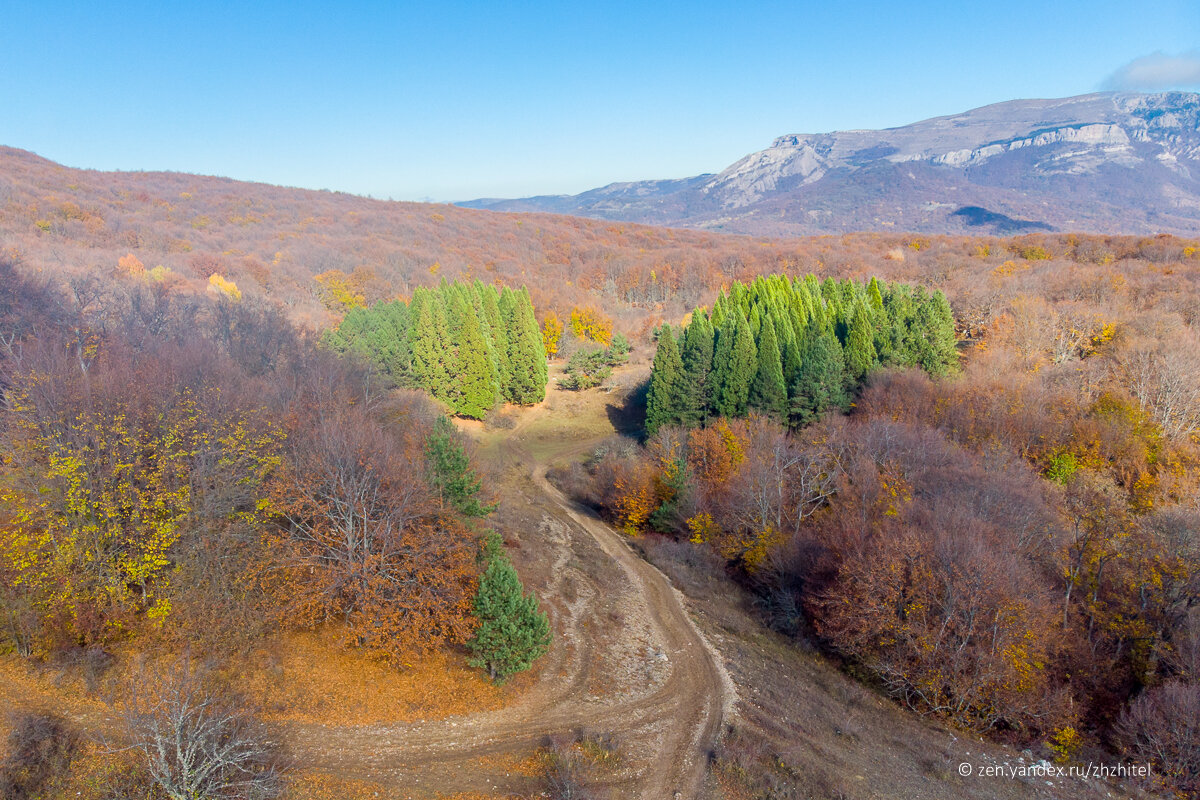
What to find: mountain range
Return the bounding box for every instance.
[460,92,1200,237]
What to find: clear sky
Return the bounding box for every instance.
[2,1,1198,201]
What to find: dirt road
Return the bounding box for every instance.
[286,425,733,799]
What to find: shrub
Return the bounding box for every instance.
[0,711,80,800]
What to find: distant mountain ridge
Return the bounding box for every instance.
[460,92,1200,236]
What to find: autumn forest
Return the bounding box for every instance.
[0,148,1198,799]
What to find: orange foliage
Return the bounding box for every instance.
[263,408,478,662]
[117,251,144,276]
[613,460,661,535]
[685,419,745,487]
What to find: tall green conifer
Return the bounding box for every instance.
[711,311,756,418]
[680,312,715,426]
[645,325,685,436]
[789,325,848,426]
[844,300,878,382]
[448,289,499,418]
[749,318,787,422]
[504,289,548,404]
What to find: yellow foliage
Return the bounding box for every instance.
[313,268,380,313]
[991,259,1028,278]
[542,311,563,359]
[312,270,364,312]
[686,512,719,544]
[569,306,613,345]
[208,272,242,300]
[1048,725,1081,764]
[0,391,281,649]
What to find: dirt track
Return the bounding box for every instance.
[285,423,734,799]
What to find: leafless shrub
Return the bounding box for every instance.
[543,732,606,800]
[0,711,79,800]
[119,659,285,800]
[1116,681,1200,798]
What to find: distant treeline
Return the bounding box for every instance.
[646,274,957,434]
[325,280,548,419]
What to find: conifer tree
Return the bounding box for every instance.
[844,300,878,382]
[504,289,548,404]
[867,276,885,314]
[425,415,495,517]
[477,282,511,392]
[749,317,787,421]
[680,313,715,426]
[918,290,959,376]
[645,325,685,436]
[790,325,848,426]
[711,311,756,418]
[467,540,552,682]
[409,288,457,408]
[447,290,499,418]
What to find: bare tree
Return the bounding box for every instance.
[1116,681,1200,798]
[1118,334,1200,440]
[119,659,284,800]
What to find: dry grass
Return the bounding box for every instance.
[467,750,546,778]
[0,658,109,720]
[233,628,507,726]
[284,772,398,799]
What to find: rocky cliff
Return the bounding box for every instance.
[461,92,1200,236]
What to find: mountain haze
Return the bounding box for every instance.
[462,92,1200,236]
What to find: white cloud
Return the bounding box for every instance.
[1104,50,1200,91]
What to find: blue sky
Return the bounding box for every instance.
[2,1,1198,201]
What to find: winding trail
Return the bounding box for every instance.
[285,431,734,798]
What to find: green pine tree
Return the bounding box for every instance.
[448,290,499,419]
[503,288,548,404]
[917,289,959,376]
[748,318,787,421]
[711,311,757,418]
[867,276,885,315]
[645,324,685,437]
[789,325,848,427]
[477,282,511,393]
[843,300,878,383]
[467,547,552,682]
[408,288,457,408]
[425,415,496,517]
[680,312,715,426]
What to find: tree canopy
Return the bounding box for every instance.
[324,280,547,419]
[646,274,958,430]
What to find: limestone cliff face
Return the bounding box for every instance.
[462,92,1200,235]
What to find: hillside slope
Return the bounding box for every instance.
[462,92,1200,236]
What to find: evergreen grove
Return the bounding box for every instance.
[645,274,958,435]
[324,280,548,419]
